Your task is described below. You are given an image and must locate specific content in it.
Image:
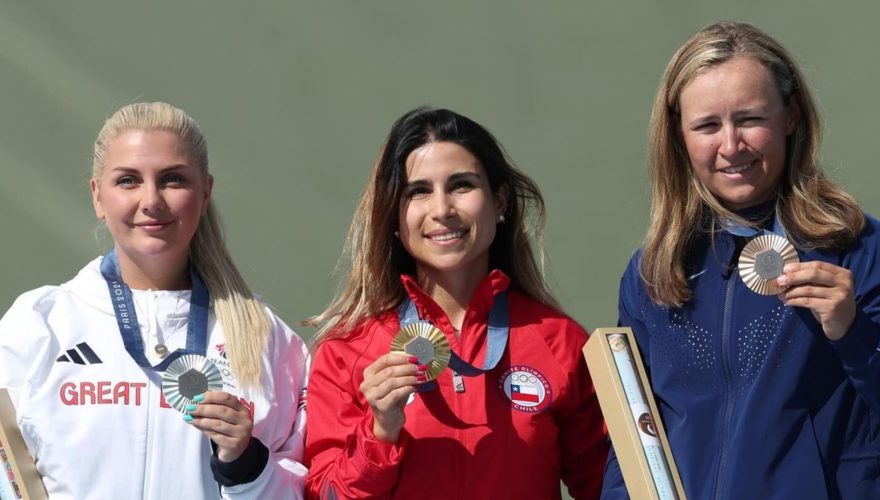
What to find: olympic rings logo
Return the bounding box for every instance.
[510,373,538,384]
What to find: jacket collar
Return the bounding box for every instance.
[705,202,777,279]
[399,270,510,334]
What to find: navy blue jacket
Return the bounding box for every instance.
[601,214,880,500]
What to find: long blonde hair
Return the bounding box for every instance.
[93,102,269,386]
[307,107,557,342]
[642,21,864,307]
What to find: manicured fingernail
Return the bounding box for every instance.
[185,404,197,412]
[183,414,194,422]
[776,276,787,286]
[193,394,205,403]
[407,356,419,363]
[417,374,427,382]
[417,364,428,371]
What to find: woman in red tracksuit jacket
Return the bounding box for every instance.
[304,107,607,499]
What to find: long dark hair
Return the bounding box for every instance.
[308,106,556,342]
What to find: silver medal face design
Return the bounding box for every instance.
[738,233,799,295]
[161,354,223,413]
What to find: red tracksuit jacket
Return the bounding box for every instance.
[304,271,607,499]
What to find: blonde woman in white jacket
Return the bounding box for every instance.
[0,102,308,499]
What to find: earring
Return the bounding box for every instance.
[394,230,400,238]
[497,214,506,223]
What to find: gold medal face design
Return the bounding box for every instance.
[161,354,223,413]
[390,322,451,382]
[738,234,798,295]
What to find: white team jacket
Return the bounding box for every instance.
[0,257,308,499]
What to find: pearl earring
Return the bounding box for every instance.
[497,215,506,223]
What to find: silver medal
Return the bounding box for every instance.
[161,354,223,413]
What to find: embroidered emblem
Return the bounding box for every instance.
[211,343,237,389]
[498,365,551,413]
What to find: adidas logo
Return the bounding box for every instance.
[56,342,103,365]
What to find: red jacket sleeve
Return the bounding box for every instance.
[555,322,609,499]
[304,338,410,499]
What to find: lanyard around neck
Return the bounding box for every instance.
[720,213,786,238]
[398,291,509,380]
[99,249,210,371]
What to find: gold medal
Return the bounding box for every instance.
[390,322,451,382]
[738,233,798,295]
[161,354,223,413]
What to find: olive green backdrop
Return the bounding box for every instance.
[3,1,879,339]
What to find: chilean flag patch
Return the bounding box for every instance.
[498,365,551,413]
[510,384,540,403]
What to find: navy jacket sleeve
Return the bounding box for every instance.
[828,215,880,414]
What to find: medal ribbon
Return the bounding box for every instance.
[398,291,509,391]
[720,214,786,238]
[100,249,210,370]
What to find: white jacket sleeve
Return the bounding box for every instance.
[221,312,309,500]
[0,287,59,409]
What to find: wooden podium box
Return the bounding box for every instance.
[0,389,46,500]
[584,327,686,500]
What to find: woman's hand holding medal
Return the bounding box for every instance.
[186,391,256,462]
[777,261,856,341]
[360,353,427,443]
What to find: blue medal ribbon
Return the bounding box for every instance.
[720,213,786,238]
[398,291,509,391]
[100,249,210,370]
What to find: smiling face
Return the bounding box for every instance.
[398,141,505,284]
[90,129,212,275]
[679,56,800,210]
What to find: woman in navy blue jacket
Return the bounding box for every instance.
[602,22,880,499]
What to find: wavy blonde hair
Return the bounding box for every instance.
[307,107,557,342]
[93,102,269,386]
[643,21,864,307]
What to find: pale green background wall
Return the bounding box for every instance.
[2,1,879,342]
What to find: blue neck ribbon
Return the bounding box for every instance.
[720,214,786,238]
[398,291,509,391]
[99,249,210,371]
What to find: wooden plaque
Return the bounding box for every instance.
[0,389,46,500]
[584,327,686,500]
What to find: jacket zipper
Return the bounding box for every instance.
[713,277,737,499]
[142,292,157,499]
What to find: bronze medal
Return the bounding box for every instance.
[738,234,798,295]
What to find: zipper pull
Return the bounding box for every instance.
[452,370,465,393]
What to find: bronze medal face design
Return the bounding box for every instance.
[738,234,799,295]
[161,354,223,413]
[390,322,451,382]
[754,250,784,279]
